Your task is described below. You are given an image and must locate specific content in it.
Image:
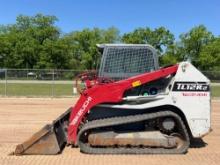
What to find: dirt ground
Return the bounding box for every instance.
[0,98,219,165]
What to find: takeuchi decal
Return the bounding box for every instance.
[70,96,92,126]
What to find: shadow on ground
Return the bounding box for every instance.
[190,138,207,148]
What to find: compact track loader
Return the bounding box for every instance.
[13,44,211,155]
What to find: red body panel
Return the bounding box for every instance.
[67,64,179,144]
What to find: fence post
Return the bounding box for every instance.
[4,69,7,96]
[51,69,55,98]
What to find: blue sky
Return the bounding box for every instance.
[0,0,219,38]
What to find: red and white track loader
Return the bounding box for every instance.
[13,44,211,155]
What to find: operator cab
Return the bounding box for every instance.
[97,44,159,81]
[97,44,172,97]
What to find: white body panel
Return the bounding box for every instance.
[101,62,211,138]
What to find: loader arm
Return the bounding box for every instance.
[67,64,178,144]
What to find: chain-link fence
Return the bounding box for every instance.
[0,69,84,97]
[0,69,220,97]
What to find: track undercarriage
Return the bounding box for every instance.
[78,111,190,154]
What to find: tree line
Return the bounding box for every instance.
[0,14,219,71]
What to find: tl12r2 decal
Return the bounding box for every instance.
[172,82,209,92]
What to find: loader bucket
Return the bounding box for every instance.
[12,108,71,155]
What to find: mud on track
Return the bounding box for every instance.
[0,98,220,165]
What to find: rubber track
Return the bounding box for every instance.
[77,111,190,154]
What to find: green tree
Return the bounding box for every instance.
[160,25,215,67]
[122,27,174,53]
[36,38,72,69]
[198,38,220,71]
[65,27,120,69]
[0,14,61,69]
[0,14,219,71]
[177,25,214,66]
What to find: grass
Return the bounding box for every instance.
[211,86,220,97]
[0,83,220,97]
[0,83,74,97]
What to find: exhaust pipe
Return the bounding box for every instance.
[12,108,71,155]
